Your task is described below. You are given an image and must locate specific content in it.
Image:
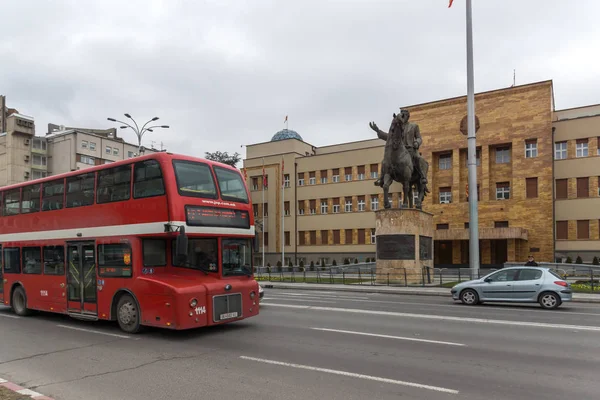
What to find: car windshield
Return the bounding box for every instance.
[173,160,217,198]
[213,166,249,203]
[222,238,252,276]
[172,238,218,272]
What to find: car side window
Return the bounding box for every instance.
[488,269,518,282]
[518,269,542,281]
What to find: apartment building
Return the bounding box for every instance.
[553,104,600,262]
[243,81,556,267]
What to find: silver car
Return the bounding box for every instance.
[451,266,572,309]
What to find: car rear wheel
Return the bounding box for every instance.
[539,292,561,310]
[460,289,479,306]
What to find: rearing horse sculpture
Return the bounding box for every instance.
[369,110,429,209]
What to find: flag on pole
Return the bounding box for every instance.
[284,115,288,123]
[263,165,268,188]
[448,0,454,7]
[281,157,285,187]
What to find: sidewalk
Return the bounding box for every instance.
[260,281,600,304]
[0,379,54,400]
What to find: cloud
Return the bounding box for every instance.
[1,0,599,162]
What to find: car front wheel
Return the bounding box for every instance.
[460,289,479,306]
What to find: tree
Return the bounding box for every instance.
[565,256,572,264]
[593,256,599,266]
[576,255,583,264]
[204,151,241,167]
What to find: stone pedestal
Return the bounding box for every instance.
[375,208,434,285]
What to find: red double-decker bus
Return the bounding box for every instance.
[0,152,259,333]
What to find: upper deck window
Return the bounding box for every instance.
[214,166,248,203]
[173,160,217,199]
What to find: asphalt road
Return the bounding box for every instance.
[1,289,600,400]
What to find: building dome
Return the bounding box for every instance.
[271,128,303,142]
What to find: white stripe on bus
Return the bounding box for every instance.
[0,221,255,242]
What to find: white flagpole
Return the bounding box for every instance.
[262,157,265,268]
[466,0,480,278]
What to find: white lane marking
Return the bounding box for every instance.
[268,294,370,301]
[0,378,7,383]
[263,297,336,304]
[0,313,20,319]
[57,325,132,339]
[261,303,600,332]
[240,356,459,394]
[271,295,600,317]
[17,389,42,397]
[275,292,370,300]
[311,327,465,347]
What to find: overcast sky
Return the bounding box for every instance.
[2,0,599,163]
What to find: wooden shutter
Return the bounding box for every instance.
[526,177,538,198]
[345,229,353,244]
[556,179,568,199]
[577,220,589,239]
[321,230,329,245]
[577,177,589,198]
[298,232,305,246]
[310,230,317,245]
[358,229,365,244]
[333,230,340,244]
[556,221,568,240]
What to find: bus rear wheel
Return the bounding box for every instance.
[116,294,141,333]
[12,286,31,316]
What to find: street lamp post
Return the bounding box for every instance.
[107,114,169,155]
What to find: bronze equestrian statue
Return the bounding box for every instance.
[369,109,429,209]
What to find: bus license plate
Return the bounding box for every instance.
[220,312,238,320]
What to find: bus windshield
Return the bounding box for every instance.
[222,238,252,276]
[172,238,218,272]
[213,166,248,203]
[173,160,217,198]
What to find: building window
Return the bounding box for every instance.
[320,170,328,184]
[371,195,379,211]
[320,200,328,214]
[32,170,47,180]
[495,221,509,228]
[128,151,134,158]
[113,148,119,156]
[32,155,47,166]
[526,177,538,198]
[333,198,340,213]
[285,231,290,246]
[436,224,449,230]
[439,154,451,170]
[80,155,95,165]
[333,175,340,183]
[358,196,365,211]
[345,167,352,181]
[577,220,590,239]
[81,140,88,149]
[252,177,259,191]
[577,177,589,198]
[104,160,113,164]
[370,164,379,179]
[554,142,567,160]
[496,146,510,163]
[525,139,538,158]
[345,198,352,212]
[439,187,452,204]
[263,203,269,217]
[357,165,365,180]
[253,204,258,217]
[33,138,47,150]
[284,201,290,216]
[105,146,111,155]
[298,200,305,215]
[496,182,510,200]
[576,140,588,157]
[556,179,568,199]
[90,142,96,151]
[370,229,376,244]
[284,174,290,187]
[309,172,316,185]
[556,221,568,240]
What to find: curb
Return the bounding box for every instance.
[260,283,600,304]
[0,378,54,400]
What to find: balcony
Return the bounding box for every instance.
[434,227,528,241]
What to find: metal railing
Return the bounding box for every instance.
[254,262,600,292]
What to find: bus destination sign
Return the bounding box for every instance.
[186,206,250,229]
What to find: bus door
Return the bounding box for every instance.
[0,244,3,304]
[66,242,97,316]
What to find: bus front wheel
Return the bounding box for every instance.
[116,294,141,333]
[12,286,31,316]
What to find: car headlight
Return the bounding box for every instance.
[190,298,198,308]
[250,291,256,299]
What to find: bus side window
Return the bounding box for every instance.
[22,247,42,274]
[97,165,131,204]
[21,184,41,214]
[134,160,165,199]
[42,179,65,212]
[66,173,95,208]
[4,189,21,216]
[43,246,65,275]
[3,248,21,274]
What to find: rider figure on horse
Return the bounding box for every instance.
[374,109,429,193]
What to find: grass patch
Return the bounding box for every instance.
[0,387,31,400]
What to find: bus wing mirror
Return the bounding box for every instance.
[176,226,188,263]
